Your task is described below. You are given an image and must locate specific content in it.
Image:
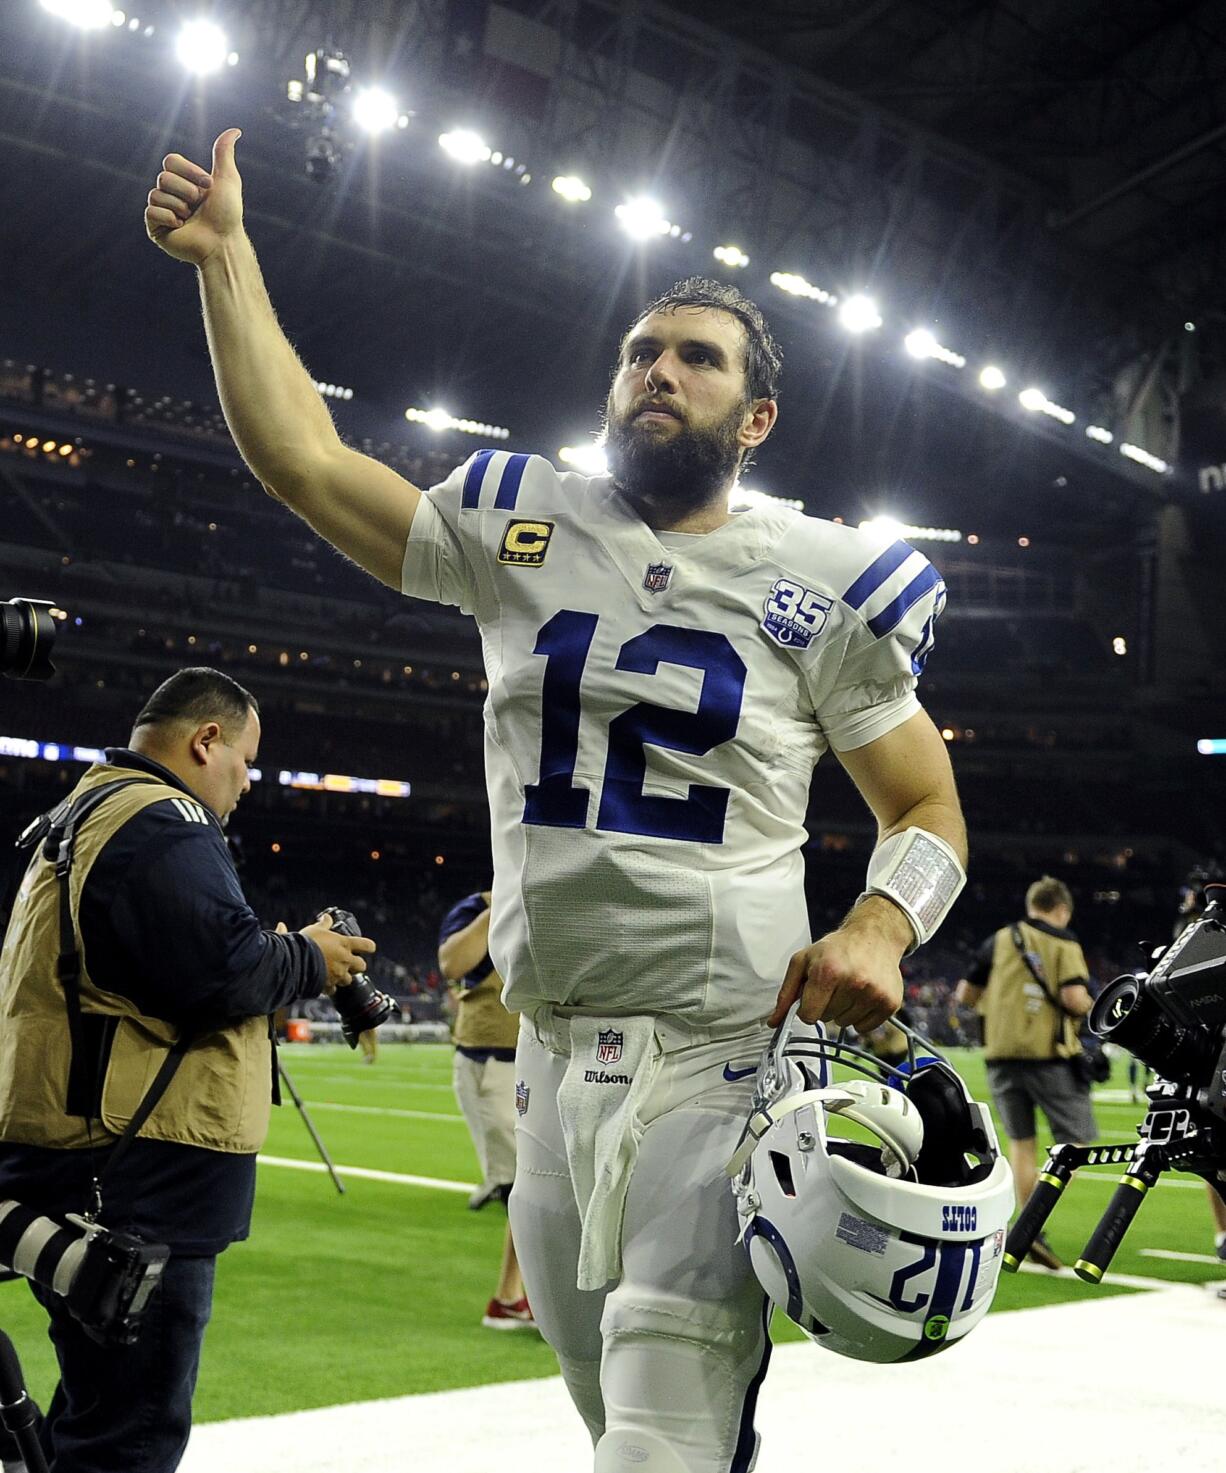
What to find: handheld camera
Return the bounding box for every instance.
[317,906,396,1047]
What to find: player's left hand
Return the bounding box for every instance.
[768,898,911,1032]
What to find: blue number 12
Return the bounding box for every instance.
[522,610,747,843]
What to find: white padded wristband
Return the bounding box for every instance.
[862,827,965,952]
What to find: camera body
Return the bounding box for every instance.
[0,1200,168,1345]
[1003,890,1226,1282]
[316,906,395,1047]
[1091,890,1226,1123]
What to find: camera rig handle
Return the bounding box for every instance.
[1002,1141,1139,1271]
[1074,1142,1167,1282]
[1003,1089,1226,1285]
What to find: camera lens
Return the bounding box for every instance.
[333,975,395,1047]
[0,597,58,681]
[1091,973,1215,1081]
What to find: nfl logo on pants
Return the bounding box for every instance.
[596,1028,624,1064]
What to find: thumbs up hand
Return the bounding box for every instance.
[145,128,244,267]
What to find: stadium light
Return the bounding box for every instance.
[1018,388,1074,425]
[979,365,1007,391]
[838,295,882,333]
[1112,637,1127,655]
[903,328,966,369]
[860,515,962,545]
[615,197,672,240]
[40,0,115,27]
[1086,424,1114,444]
[558,444,609,475]
[405,407,509,439]
[714,245,749,268]
[731,484,804,512]
[353,87,400,135]
[439,130,492,165]
[769,272,836,305]
[552,175,592,203]
[1120,443,1170,474]
[174,19,228,74]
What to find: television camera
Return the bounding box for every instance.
[1003,885,1226,1282]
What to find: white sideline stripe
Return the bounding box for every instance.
[1140,1248,1226,1266]
[1016,1260,1194,1293]
[305,1100,467,1124]
[257,1154,476,1194]
[178,1286,1226,1473]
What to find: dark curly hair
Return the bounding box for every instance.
[624,277,782,401]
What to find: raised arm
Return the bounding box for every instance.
[144,128,420,588]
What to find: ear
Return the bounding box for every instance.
[739,397,778,450]
[190,721,223,764]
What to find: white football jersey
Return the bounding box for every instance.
[402,450,945,1031]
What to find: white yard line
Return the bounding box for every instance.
[303,1100,467,1124]
[257,1154,476,1194]
[1139,1248,1226,1266]
[293,1074,457,1091]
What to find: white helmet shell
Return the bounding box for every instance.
[729,1009,1014,1363]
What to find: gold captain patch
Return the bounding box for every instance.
[497,519,555,566]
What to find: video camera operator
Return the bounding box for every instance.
[0,668,375,1473]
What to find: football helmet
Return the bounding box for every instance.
[727,1005,1014,1363]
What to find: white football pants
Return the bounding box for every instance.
[509,1019,773,1472]
[452,1051,518,1189]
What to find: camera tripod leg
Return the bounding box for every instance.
[0,1330,49,1473]
[276,1061,345,1195]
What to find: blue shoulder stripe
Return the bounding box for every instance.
[867,564,942,639]
[836,542,913,609]
[842,539,914,610]
[461,449,497,509]
[494,452,530,510]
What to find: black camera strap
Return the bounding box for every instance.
[43,779,197,1190]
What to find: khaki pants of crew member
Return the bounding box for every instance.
[453,1050,517,1190]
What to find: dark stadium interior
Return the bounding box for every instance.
[3,0,1226,1030]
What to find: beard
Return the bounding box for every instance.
[603,393,745,517]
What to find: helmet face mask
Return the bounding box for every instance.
[728,1007,1015,1363]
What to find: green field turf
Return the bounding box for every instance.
[1,1042,1216,1421]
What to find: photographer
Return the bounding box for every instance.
[0,668,375,1473]
[956,875,1095,1271]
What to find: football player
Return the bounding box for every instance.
[146,131,968,1473]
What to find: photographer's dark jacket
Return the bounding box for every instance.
[0,750,326,1252]
[967,917,1090,1061]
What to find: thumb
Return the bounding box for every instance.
[211,127,242,176]
[275,921,288,934]
[314,911,335,931]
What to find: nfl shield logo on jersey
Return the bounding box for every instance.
[515,1080,530,1117]
[596,1028,624,1064]
[642,562,673,594]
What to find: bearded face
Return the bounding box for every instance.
[602,306,772,521]
[603,387,747,517]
